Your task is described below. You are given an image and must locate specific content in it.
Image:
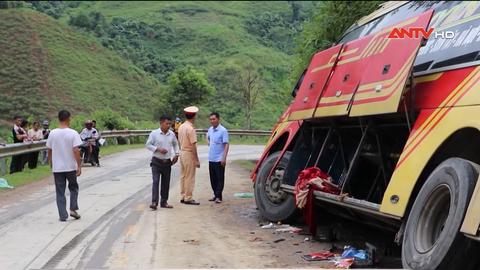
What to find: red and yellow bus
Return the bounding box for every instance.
[252,1,480,269]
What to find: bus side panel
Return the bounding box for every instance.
[380,91,480,218]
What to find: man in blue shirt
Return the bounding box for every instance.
[207,112,229,203]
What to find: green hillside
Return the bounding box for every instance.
[0,8,162,138]
[1,1,315,140]
[50,1,314,129]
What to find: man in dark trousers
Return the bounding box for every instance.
[46,110,83,222]
[146,115,179,210]
[207,112,229,203]
[10,115,28,174]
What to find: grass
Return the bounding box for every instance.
[0,9,162,131]
[233,159,257,173]
[0,165,52,190]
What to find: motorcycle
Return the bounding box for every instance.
[80,137,99,166]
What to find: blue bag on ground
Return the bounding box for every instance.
[0,178,14,189]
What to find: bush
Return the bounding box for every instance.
[92,110,135,130]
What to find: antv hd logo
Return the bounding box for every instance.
[387,27,455,39]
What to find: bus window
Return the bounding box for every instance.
[292,69,307,98]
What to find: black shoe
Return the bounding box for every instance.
[150,204,158,210]
[208,197,216,202]
[69,210,81,220]
[59,218,67,222]
[160,203,173,209]
[180,199,185,204]
[184,200,200,205]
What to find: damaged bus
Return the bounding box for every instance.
[252,1,480,269]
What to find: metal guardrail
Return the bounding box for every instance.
[0,129,271,159]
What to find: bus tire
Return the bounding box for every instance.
[402,158,479,270]
[254,151,296,222]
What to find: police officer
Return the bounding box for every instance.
[178,106,200,205]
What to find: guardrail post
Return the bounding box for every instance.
[0,158,6,176]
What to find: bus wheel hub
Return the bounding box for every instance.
[265,168,286,204]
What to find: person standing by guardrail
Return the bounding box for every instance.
[27,121,43,169]
[41,120,50,165]
[92,120,102,166]
[207,112,229,204]
[146,115,179,210]
[178,106,201,205]
[46,110,83,222]
[10,116,28,174]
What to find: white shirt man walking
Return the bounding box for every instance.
[46,110,83,222]
[146,115,180,209]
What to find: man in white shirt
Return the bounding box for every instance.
[46,110,83,222]
[146,115,180,210]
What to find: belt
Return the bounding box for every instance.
[151,157,172,166]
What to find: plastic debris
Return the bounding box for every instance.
[333,258,354,269]
[275,225,302,233]
[273,238,285,243]
[0,178,14,189]
[301,251,335,261]
[261,222,276,229]
[339,246,373,267]
[234,192,254,198]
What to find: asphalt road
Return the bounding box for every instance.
[0,145,265,269]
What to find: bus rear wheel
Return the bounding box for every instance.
[402,158,480,270]
[254,151,296,222]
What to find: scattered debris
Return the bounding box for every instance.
[332,258,354,269]
[273,238,285,243]
[0,178,14,189]
[262,223,302,234]
[261,223,276,229]
[275,225,302,233]
[304,237,310,242]
[250,231,255,234]
[301,251,336,261]
[335,245,373,267]
[249,237,263,242]
[183,239,200,245]
[234,192,254,198]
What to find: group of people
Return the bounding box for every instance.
[146,106,229,209]
[10,116,51,174]
[40,106,229,222]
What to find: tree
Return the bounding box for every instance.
[236,64,261,130]
[164,65,215,116]
[288,1,301,22]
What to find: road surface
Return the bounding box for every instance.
[0,145,402,269]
